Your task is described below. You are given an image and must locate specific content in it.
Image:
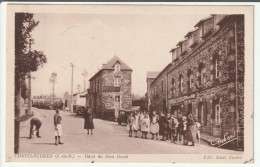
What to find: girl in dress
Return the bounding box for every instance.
[182,116,188,145]
[141,112,150,139]
[195,120,201,145]
[150,111,159,140]
[133,110,140,138]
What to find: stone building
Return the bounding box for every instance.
[146,71,160,111]
[148,15,244,150]
[89,56,132,120]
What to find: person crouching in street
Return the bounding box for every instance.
[127,112,135,137]
[29,118,42,138]
[54,110,63,145]
[141,111,150,139]
[150,110,159,140]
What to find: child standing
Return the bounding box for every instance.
[182,116,188,145]
[141,112,150,139]
[195,121,201,145]
[133,110,140,138]
[127,112,135,137]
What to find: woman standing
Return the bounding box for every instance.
[158,112,168,141]
[141,112,150,139]
[176,114,184,144]
[150,110,159,140]
[186,112,197,146]
[84,108,94,135]
[133,110,140,138]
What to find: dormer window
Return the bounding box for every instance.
[114,63,121,72]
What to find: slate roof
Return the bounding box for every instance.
[194,16,212,27]
[89,56,132,81]
[147,71,160,79]
[102,56,132,70]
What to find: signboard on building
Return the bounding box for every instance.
[169,93,196,104]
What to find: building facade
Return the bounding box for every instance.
[146,71,160,111]
[73,91,88,107]
[148,15,244,149]
[89,56,132,120]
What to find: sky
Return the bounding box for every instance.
[30,12,209,97]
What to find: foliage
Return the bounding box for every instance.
[49,72,57,83]
[15,13,47,82]
[21,79,28,99]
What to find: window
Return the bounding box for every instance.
[215,104,221,124]
[172,50,176,60]
[94,81,96,92]
[190,74,194,88]
[179,75,184,93]
[200,105,204,124]
[198,63,205,85]
[115,96,120,103]
[114,76,121,87]
[162,80,164,93]
[202,68,206,83]
[171,78,175,96]
[114,63,121,72]
[215,58,220,78]
[97,79,99,91]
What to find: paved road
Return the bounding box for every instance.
[19,108,240,154]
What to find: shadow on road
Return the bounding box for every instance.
[68,114,84,119]
[20,136,30,139]
[32,143,56,145]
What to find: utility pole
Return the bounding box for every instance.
[70,63,75,113]
[81,69,88,91]
[27,38,34,115]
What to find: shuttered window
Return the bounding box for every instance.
[215,104,221,124]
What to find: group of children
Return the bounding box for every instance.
[127,110,201,146]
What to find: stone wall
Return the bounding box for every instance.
[150,69,168,115]
[89,69,132,118]
[149,15,244,147]
[147,78,155,111]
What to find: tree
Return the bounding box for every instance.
[20,79,28,100]
[15,13,47,153]
[49,72,57,104]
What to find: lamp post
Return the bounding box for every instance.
[70,63,75,113]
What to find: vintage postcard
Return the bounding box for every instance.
[4,4,253,163]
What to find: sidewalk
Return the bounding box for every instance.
[200,132,216,145]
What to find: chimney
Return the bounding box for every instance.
[102,64,106,69]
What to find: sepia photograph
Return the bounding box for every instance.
[3,4,254,163]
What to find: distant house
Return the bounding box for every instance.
[89,56,132,120]
[73,91,88,107]
[63,91,71,109]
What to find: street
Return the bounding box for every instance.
[19,108,240,154]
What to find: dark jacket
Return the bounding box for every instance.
[54,113,62,126]
[158,115,168,135]
[84,111,94,129]
[30,118,42,127]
